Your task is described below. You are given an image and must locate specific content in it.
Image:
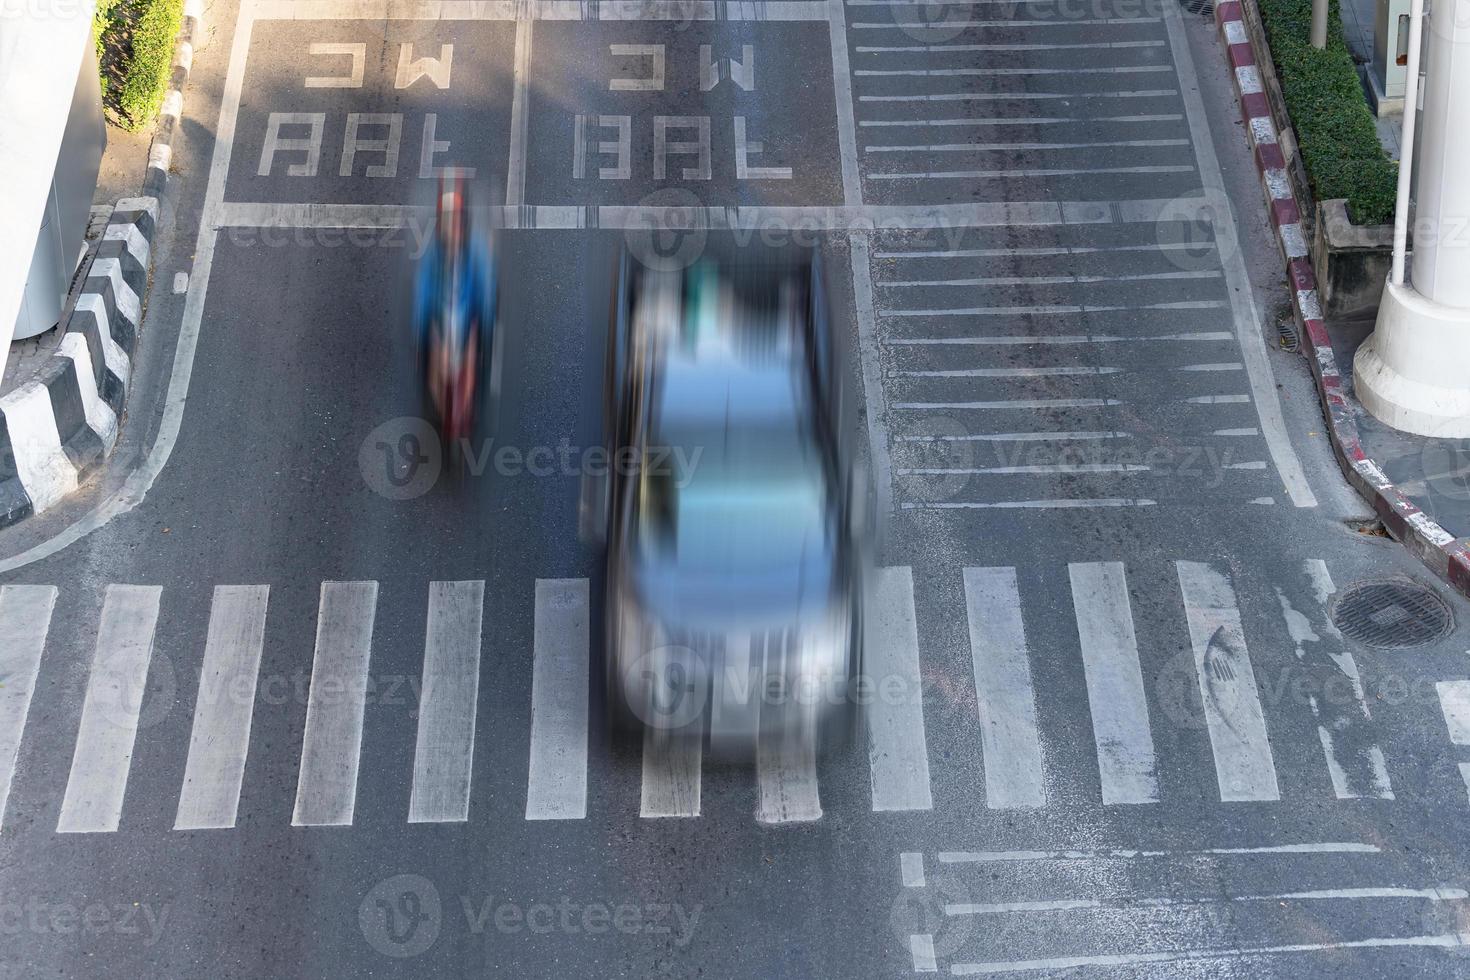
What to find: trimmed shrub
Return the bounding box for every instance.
[1257,0,1398,225]
[96,0,183,133]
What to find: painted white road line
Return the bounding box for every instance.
[1068,562,1158,805]
[1437,680,1470,745]
[505,1,533,206]
[1284,560,1392,799]
[408,581,485,824]
[861,89,1177,103]
[901,851,926,887]
[1214,427,1260,436]
[900,464,1145,475]
[897,430,1130,442]
[861,114,1183,128]
[853,13,1158,25]
[1175,561,1280,803]
[1162,0,1316,508]
[850,233,897,529]
[867,566,934,812]
[855,65,1173,77]
[1180,362,1244,371]
[887,331,1235,345]
[894,398,1121,410]
[897,367,1121,378]
[0,585,57,830]
[882,271,1214,287]
[1459,763,1470,804]
[881,300,1224,317]
[640,730,702,818]
[254,0,832,20]
[292,582,377,827]
[525,579,589,821]
[866,139,1190,154]
[756,726,823,824]
[829,0,862,205]
[211,199,1190,233]
[963,567,1046,809]
[947,887,1469,915]
[57,585,161,834]
[949,933,1470,975]
[909,498,1157,510]
[937,842,1382,862]
[857,39,1166,52]
[174,585,269,831]
[1186,394,1251,404]
[870,165,1196,180]
[911,934,938,973]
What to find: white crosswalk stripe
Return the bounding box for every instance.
[962,566,1047,809]
[58,585,162,834]
[0,558,1425,833]
[0,585,57,830]
[641,728,702,818]
[525,579,589,821]
[292,581,377,827]
[408,581,485,824]
[1176,561,1281,803]
[175,585,270,830]
[1068,562,1159,805]
[867,566,934,812]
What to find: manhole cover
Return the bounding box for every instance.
[1330,579,1454,648]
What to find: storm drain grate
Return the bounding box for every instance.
[1330,579,1454,649]
[1179,0,1214,14]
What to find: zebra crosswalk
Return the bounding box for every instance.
[0,556,1414,835]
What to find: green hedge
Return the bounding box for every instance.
[95,0,183,133]
[1257,0,1398,225]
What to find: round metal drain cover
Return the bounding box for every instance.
[1330,579,1454,649]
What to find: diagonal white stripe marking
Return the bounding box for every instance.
[175,585,269,830]
[292,582,377,827]
[1176,562,1279,802]
[1068,563,1158,805]
[408,581,484,824]
[58,585,161,833]
[641,730,702,818]
[0,381,79,511]
[963,567,1046,808]
[0,586,57,830]
[525,579,589,820]
[867,567,933,811]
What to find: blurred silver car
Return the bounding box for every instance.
[582,245,871,755]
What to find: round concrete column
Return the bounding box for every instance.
[1355,0,1470,436]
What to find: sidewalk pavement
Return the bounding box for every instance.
[1329,317,1470,541]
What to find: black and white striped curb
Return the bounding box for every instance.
[0,200,154,527]
[143,0,203,198]
[143,0,202,196]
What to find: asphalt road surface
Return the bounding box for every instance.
[3,0,1470,977]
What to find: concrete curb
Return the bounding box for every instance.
[0,0,203,529]
[0,201,155,527]
[143,0,204,198]
[1215,0,1470,598]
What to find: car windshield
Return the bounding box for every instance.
[634,361,832,575]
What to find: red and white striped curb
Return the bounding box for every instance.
[1215,0,1470,597]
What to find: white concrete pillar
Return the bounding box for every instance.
[1356,0,1470,435]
